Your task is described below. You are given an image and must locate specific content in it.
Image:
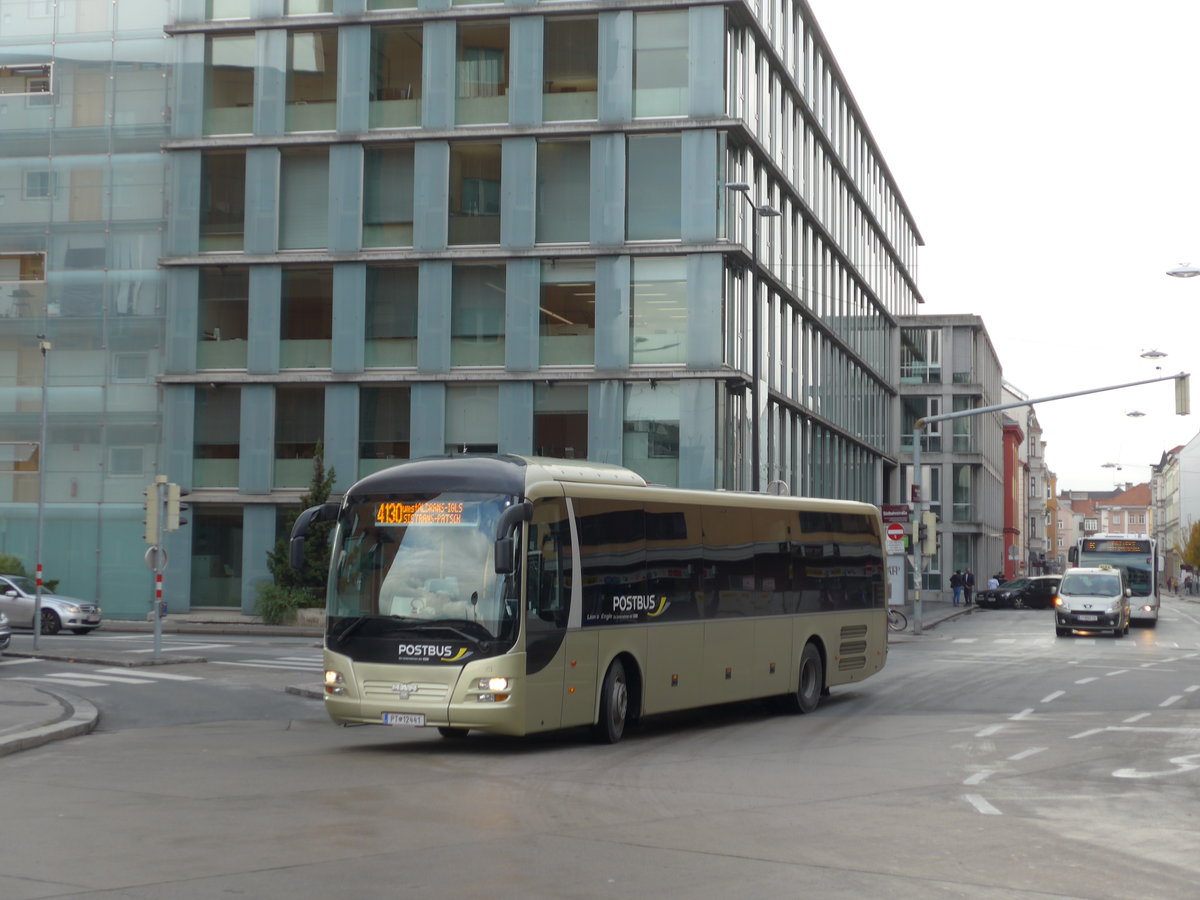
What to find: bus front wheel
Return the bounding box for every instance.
[784,642,824,714]
[592,659,629,744]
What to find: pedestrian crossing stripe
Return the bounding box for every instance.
[210,658,322,671]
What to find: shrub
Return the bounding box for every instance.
[253,582,314,626]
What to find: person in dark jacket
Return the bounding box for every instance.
[963,568,976,605]
[950,570,964,606]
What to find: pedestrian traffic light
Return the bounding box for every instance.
[165,482,189,531]
[143,481,159,545]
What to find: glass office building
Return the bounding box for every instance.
[0,0,922,617]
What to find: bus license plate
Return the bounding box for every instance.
[1076,615,1098,622]
[383,712,425,727]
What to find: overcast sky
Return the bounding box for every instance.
[807,1,1200,491]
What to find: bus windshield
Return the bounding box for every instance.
[1077,545,1154,597]
[328,491,520,650]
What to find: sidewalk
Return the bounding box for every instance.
[1,601,973,758]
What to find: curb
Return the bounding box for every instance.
[4,650,208,667]
[0,687,99,758]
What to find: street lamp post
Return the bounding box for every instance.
[33,334,50,651]
[725,182,780,492]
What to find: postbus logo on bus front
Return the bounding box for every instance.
[396,642,473,663]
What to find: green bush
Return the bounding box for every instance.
[253,583,315,626]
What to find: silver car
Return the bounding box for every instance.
[0,574,103,636]
[0,611,10,651]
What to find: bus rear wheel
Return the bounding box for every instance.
[782,642,823,714]
[592,659,629,744]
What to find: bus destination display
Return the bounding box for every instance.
[1081,539,1148,554]
[376,501,466,526]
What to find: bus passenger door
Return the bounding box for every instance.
[558,497,597,728]
[523,498,571,733]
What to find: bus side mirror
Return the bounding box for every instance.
[494,500,533,575]
[289,502,340,570]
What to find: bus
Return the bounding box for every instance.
[1069,534,1160,626]
[290,455,889,742]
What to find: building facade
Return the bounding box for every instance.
[1,0,923,617]
[897,314,1004,591]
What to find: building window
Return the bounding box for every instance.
[952,396,972,452]
[901,396,940,452]
[631,257,686,365]
[540,259,594,366]
[286,0,332,13]
[279,148,329,250]
[360,386,411,476]
[624,381,679,487]
[198,267,249,369]
[626,134,681,240]
[543,17,597,122]
[952,463,972,523]
[204,34,255,135]
[194,385,241,487]
[112,353,149,382]
[900,327,940,383]
[0,63,52,99]
[23,170,56,200]
[108,446,145,477]
[633,11,688,118]
[363,145,414,247]
[281,268,333,368]
[365,265,418,367]
[449,142,501,245]
[286,30,338,132]
[275,386,325,487]
[0,253,46,319]
[451,263,505,366]
[199,151,245,252]
[445,385,499,454]
[369,25,422,128]
[456,21,508,125]
[534,384,588,459]
[536,140,589,244]
[207,0,251,19]
[368,0,417,10]
[191,506,244,608]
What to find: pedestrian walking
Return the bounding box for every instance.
[950,570,963,606]
[986,573,1000,590]
[963,568,975,606]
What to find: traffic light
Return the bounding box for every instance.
[143,482,160,545]
[920,511,938,556]
[1176,374,1190,416]
[165,482,189,531]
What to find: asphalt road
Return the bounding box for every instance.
[2,600,1198,899]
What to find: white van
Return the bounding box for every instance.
[1053,566,1131,638]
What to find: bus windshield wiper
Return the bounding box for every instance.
[403,619,494,643]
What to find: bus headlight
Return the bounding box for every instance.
[324,670,346,695]
[478,677,511,692]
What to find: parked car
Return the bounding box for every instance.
[974,575,1061,610]
[0,612,10,651]
[0,575,102,635]
[1054,566,1130,638]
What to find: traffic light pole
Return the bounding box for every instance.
[909,371,1189,635]
[148,474,167,659]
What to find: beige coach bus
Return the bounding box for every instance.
[290,455,888,743]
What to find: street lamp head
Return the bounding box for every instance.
[724,182,751,193]
[1167,263,1200,278]
[1101,462,1118,469]
[1126,410,1146,418]
[759,206,782,218]
[1141,349,1167,360]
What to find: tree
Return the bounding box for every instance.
[255,444,336,623]
[1183,521,1200,572]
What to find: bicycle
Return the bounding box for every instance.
[886,606,908,632]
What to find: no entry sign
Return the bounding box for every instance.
[886,522,906,544]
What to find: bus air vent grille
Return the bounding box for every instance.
[840,624,868,640]
[837,656,867,671]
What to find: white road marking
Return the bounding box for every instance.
[1070,729,1104,739]
[0,658,39,667]
[993,638,1016,644]
[1105,670,1128,676]
[975,724,1003,737]
[964,794,1002,815]
[1008,747,1046,761]
[1041,691,1065,703]
[1124,713,1151,724]
[1114,751,1200,780]
[129,643,228,654]
[16,675,110,688]
[1009,708,1034,720]
[96,667,202,681]
[1160,695,1183,707]
[1185,685,1200,693]
[963,770,993,785]
[1074,677,1097,684]
[210,659,323,671]
[953,638,978,643]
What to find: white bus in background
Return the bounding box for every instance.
[1069,534,1160,626]
[290,455,889,743]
